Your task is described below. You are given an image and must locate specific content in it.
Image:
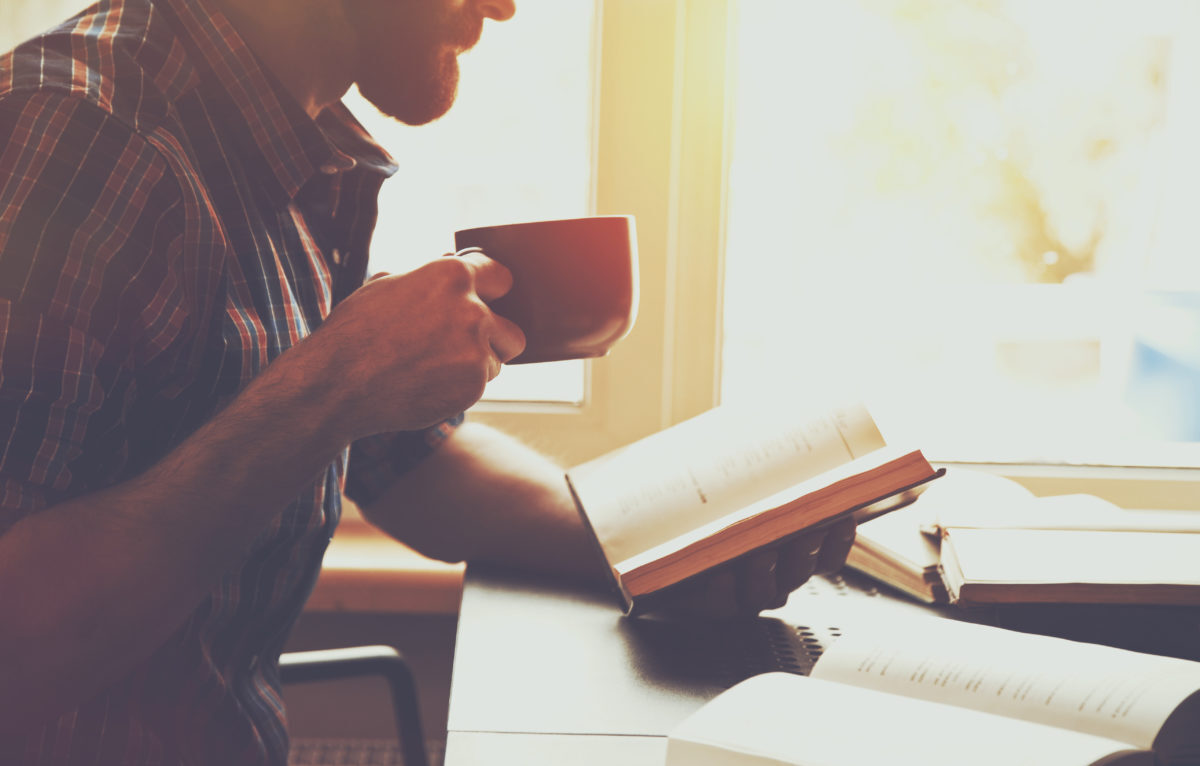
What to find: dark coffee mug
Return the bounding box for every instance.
[454,215,639,364]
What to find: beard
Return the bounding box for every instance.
[358,46,460,126]
[345,0,482,126]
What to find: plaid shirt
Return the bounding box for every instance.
[0,0,458,762]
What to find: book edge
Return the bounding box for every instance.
[564,472,635,613]
[621,459,944,600]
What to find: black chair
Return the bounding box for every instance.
[280,645,429,766]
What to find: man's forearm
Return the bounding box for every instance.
[0,337,349,734]
[361,422,608,583]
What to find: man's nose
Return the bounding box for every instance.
[474,0,515,22]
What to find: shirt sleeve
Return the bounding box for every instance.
[343,413,466,509]
[0,91,185,532]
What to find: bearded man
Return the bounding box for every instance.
[0,0,854,762]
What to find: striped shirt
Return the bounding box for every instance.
[0,0,457,761]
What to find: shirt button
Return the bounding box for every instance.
[331,248,343,265]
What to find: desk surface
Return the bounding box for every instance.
[443,567,939,764]
[444,566,1200,765]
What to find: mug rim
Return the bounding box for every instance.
[454,214,634,237]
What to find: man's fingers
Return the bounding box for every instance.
[775,533,821,596]
[816,517,856,574]
[441,249,525,367]
[454,248,514,302]
[652,520,858,619]
[489,314,527,367]
[738,548,783,613]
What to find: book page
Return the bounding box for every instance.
[944,528,1200,586]
[913,467,1034,534]
[667,673,1147,766]
[568,403,884,566]
[812,616,1200,749]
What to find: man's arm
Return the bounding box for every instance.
[359,421,605,582]
[0,336,349,735]
[359,422,857,616]
[0,253,525,734]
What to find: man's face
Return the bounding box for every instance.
[346,0,515,126]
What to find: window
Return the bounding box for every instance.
[532,0,1200,507]
[722,0,1200,474]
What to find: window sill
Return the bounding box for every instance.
[306,512,465,615]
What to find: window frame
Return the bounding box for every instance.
[471,0,731,464]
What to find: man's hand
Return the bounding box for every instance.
[652,517,858,619]
[311,251,526,440]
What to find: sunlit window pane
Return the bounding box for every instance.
[345,0,595,404]
[721,0,1200,466]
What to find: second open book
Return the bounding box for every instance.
[565,403,942,613]
[667,616,1200,765]
[847,469,1200,606]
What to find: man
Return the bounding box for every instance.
[0,0,854,762]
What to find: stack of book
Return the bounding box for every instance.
[846,469,1200,606]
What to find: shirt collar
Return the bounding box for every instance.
[153,0,398,204]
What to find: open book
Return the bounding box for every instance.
[847,469,1200,606]
[667,617,1200,765]
[565,403,942,613]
